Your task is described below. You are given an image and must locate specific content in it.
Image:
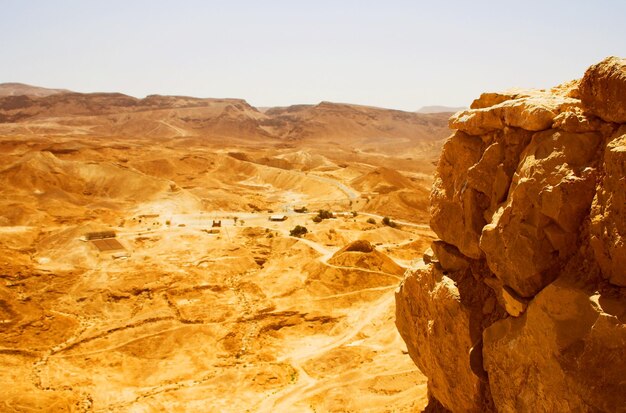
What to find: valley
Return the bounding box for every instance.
[0,91,449,412]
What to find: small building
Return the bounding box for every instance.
[269,215,288,222]
[84,230,116,240]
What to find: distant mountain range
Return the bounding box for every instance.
[0,82,72,97]
[0,83,453,149]
[1,83,464,116]
[416,105,466,114]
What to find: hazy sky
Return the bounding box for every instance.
[1,0,625,111]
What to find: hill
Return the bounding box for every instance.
[0,82,71,97]
[0,90,451,149]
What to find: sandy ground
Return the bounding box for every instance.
[0,130,437,412]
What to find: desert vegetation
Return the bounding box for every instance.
[289,225,308,237]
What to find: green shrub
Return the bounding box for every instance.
[290,225,308,238]
[366,218,376,224]
[382,216,397,228]
[317,209,334,220]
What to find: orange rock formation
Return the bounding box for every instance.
[396,56,626,412]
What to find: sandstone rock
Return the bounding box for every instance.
[448,108,504,135]
[450,94,578,135]
[483,277,528,317]
[430,131,485,259]
[500,97,563,131]
[395,265,484,412]
[465,127,533,222]
[552,106,604,133]
[398,57,626,412]
[483,278,626,412]
[396,263,504,412]
[579,56,626,123]
[470,91,527,110]
[590,126,626,286]
[423,247,435,264]
[431,240,469,272]
[480,129,601,297]
[550,79,582,99]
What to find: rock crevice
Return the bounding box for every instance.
[396,56,626,412]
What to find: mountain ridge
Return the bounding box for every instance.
[0,82,72,97]
[0,88,453,148]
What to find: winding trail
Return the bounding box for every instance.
[158,120,189,137]
[31,165,429,410]
[255,294,397,412]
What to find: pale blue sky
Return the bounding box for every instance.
[1,0,624,111]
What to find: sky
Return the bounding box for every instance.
[1,0,625,111]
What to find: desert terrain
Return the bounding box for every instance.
[0,85,451,412]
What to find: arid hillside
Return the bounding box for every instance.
[396,56,626,412]
[0,82,72,98]
[0,90,449,150]
[0,89,451,221]
[0,87,449,411]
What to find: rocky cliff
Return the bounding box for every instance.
[396,57,626,412]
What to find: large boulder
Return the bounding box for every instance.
[450,92,579,135]
[579,56,626,123]
[483,277,626,412]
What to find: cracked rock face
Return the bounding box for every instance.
[397,56,626,412]
[483,276,626,413]
[396,265,493,412]
[590,125,626,286]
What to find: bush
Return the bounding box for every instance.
[290,225,308,238]
[312,209,334,223]
[317,209,334,220]
[366,218,376,224]
[351,211,358,217]
[382,216,397,228]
